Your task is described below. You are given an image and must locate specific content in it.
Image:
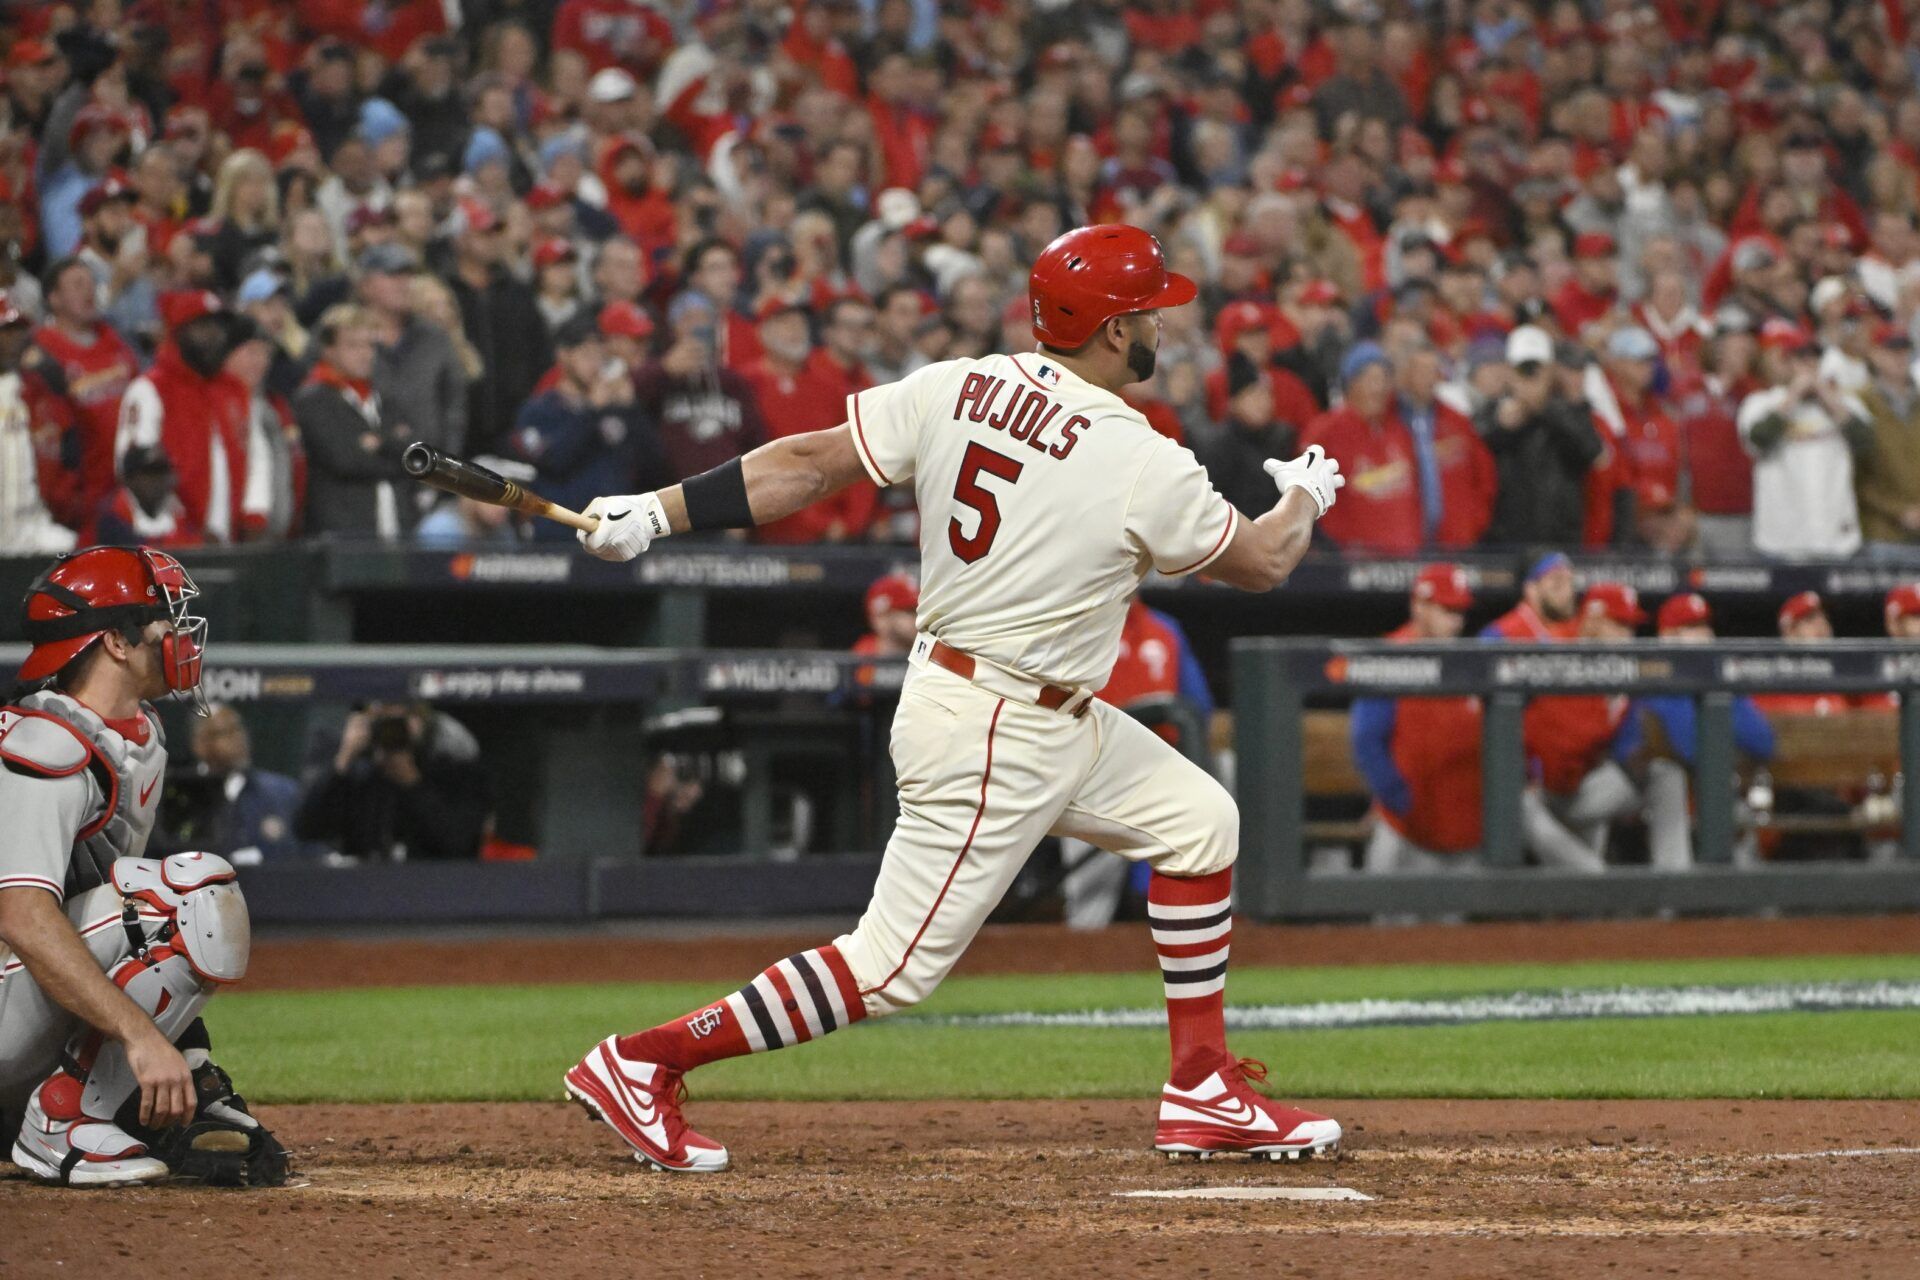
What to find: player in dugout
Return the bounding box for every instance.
[1519,582,1650,871]
[1624,593,1776,868]
[1350,564,1483,872]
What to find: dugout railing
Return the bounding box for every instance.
[1232,637,1920,922]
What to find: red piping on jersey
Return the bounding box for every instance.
[861,697,1005,999]
[851,393,892,486]
[1009,355,1053,394]
[1165,504,1238,576]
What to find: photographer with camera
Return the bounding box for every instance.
[294,700,492,861]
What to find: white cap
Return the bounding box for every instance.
[1809,276,1849,314]
[875,188,920,231]
[1505,324,1554,366]
[588,68,638,104]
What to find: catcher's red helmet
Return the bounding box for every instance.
[18,546,207,703]
[1029,225,1197,348]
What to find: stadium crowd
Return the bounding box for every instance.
[6,1,1920,565]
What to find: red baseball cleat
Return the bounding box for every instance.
[564,1036,729,1173]
[1154,1058,1342,1161]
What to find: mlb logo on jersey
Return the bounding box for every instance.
[1034,363,1062,388]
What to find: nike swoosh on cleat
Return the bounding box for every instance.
[1181,1099,1257,1125]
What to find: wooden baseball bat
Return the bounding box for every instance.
[402,443,599,533]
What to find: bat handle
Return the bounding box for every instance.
[545,504,601,534]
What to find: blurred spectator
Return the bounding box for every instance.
[71,174,154,343]
[1670,307,1760,558]
[508,311,663,542]
[1750,593,1858,719]
[284,206,354,327]
[1738,321,1869,559]
[1479,326,1602,548]
[360,243,468,459]
[117,289,249,542]
[176,704,314,865]
[681,238,762,370]
[1352,564,1483,872]
[1552,232,1621,335]
[1201,354,1298,520]
[205,150,280,290]
[90,444,192,546]
[226,317,305,540]
[1303,342,1420,553]
[235,269,312,401]
[744,300,870,544]
[1394,341,1495,549]
[1853,325,1920,564]
[451,199,552,454]
[416,491,524,547]
[634,291,766,484]
[34,255,138,513]
[0,294,80,553]
[1521,583,1649,872]
[409,273,488,392]
[868,285,933,385]
[1626,594,1775,869]
[533,238,585,335]
[40,104,130,259]
[296,701,492,862]
[295,303,414,539]
[597,301,654,375]
[1592,326,1690,552]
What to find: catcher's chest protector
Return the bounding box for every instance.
[12,690,169,897]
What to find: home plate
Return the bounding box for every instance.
[1115,1187,1373,1202]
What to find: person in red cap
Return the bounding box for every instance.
[1736,322,1868,558]
[1887,583,1920,640]
[39,105,129,260]
[853,572,919,665]
[1351,563,1484,870]
[1750,591,1865,719]
[1623,594,1775,868]
[532,237,584,336]
[1551,231,1620,335]
[1853,324,1920,559]
[1519,582,1648,871]
[115,290,249,543]
[597,300,655,373]
[1204,300,1321,427]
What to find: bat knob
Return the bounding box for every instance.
[402,443,436,477]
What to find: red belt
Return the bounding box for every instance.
[927,641,1090,718]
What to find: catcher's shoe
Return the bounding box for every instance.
[11,1070,169,1188]
[1154,1057,1342,1161]
[564,1036,729,1173]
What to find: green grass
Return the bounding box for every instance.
[203,953,1920,1104]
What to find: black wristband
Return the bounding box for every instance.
[681,456,755,531]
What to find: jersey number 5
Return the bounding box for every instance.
[948,443,1024,564]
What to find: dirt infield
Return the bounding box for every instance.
[241,913,1920,990]
[4,1099,1919,1279]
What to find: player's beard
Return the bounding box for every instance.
[1125,338,1156,383]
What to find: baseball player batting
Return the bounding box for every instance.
[565,225,1347,1172]
[0,547,287,1186]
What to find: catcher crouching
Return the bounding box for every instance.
[0,546,288,1187]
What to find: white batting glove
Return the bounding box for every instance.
[1263,446,1345,518]
[578,493,667,562]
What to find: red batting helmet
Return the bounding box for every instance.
[19,547,208,708]
[1029,225,1197,349]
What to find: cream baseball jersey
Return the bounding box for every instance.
[847,352,1238,689]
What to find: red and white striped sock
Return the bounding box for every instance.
[1149,867,1233,1090]
[615,945,867,1072]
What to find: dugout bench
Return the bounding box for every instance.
[1233,637,1920,922]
